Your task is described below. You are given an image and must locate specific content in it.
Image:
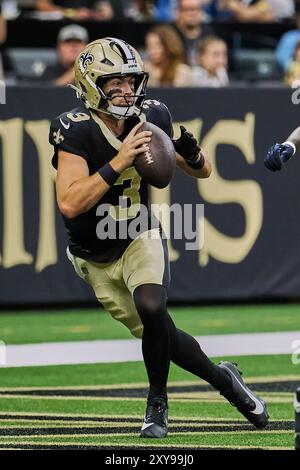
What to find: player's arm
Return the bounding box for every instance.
[264,127,299,172]
[173,125,212,179]
[285,127,300,150]
[175,152,212,178]
[56,151,110,219]
[56,122,151,218]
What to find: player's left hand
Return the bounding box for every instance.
[172,125,200,162]
[264,143,295,172]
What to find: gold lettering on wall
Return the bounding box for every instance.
[25,121,57,272]
[0,118,33,267]
[199,113,263,266]
[0,115,263,270]
[172,118,203,141]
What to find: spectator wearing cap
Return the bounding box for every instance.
[36,0,115,21]
[40,24,88,86]
[192,35,229,87]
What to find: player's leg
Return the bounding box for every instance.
[124,230,232,436]
[123,231,268,430]
[124,231,229,391]
[166,315,269,428]
[67,247,168,438]
[133,283,169,438]
[123,229,171,438]
[68,244,268,430]
[167,314,231,391]
[67,247,144,337]
[133,283,170,402]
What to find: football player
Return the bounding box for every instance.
[49,37,269,438]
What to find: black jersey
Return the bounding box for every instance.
[49,100,174,262]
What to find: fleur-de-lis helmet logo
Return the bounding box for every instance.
[79,50,94,74]
[53,128,64,145]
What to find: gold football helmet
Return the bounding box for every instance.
[71,37,149,119]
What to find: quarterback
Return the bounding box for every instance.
[49,37,268,438]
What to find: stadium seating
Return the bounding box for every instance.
[232,48,282,82]
[6,47,57,79]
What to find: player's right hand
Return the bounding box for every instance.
[264,143,295,172]
[116,122,152,170]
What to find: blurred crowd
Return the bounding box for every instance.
[19,0,298,23]
[1,0,300,87]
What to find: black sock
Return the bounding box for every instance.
[167,315,231,392]
[133,284,231,399]
[133,284,170,402]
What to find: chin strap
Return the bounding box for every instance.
[68,83,91,108]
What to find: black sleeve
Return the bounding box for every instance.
[49,112,90,169]
[143,100,174,139]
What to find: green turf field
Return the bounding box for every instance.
[0,305,299,450]
[1,303,300,344]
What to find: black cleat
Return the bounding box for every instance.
[219,361,269,429]
[140,398,168,438]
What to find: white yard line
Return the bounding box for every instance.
[1,331,299,368]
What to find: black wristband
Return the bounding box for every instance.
[98,162,120,186]
[186,152,205,170]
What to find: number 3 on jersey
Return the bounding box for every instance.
[109,167,141,221]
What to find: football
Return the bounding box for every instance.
[134,121,176,188]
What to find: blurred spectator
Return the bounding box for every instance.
[0,13,6,80]
[0,5,14,82]
[217,0,294,23]
[0,14,6,45]
[123,0,155,21]
[144,24,193,86]
[192,35,229,86]
[36,0,115,20]
[203,0,229,20]
[284,41,300,86]
[154,0,177,20]
[40,24,88,86]
[1,0,19,19]
[276,10,300,71]
[174,0,212,66]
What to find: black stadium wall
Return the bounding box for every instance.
[1,85,300,305]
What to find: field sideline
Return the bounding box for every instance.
[0,304,299,450]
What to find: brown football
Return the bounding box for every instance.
[134,121,176,188]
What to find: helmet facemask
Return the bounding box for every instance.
[96,72,149,119]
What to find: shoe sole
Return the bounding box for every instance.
[140,428,168,438]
